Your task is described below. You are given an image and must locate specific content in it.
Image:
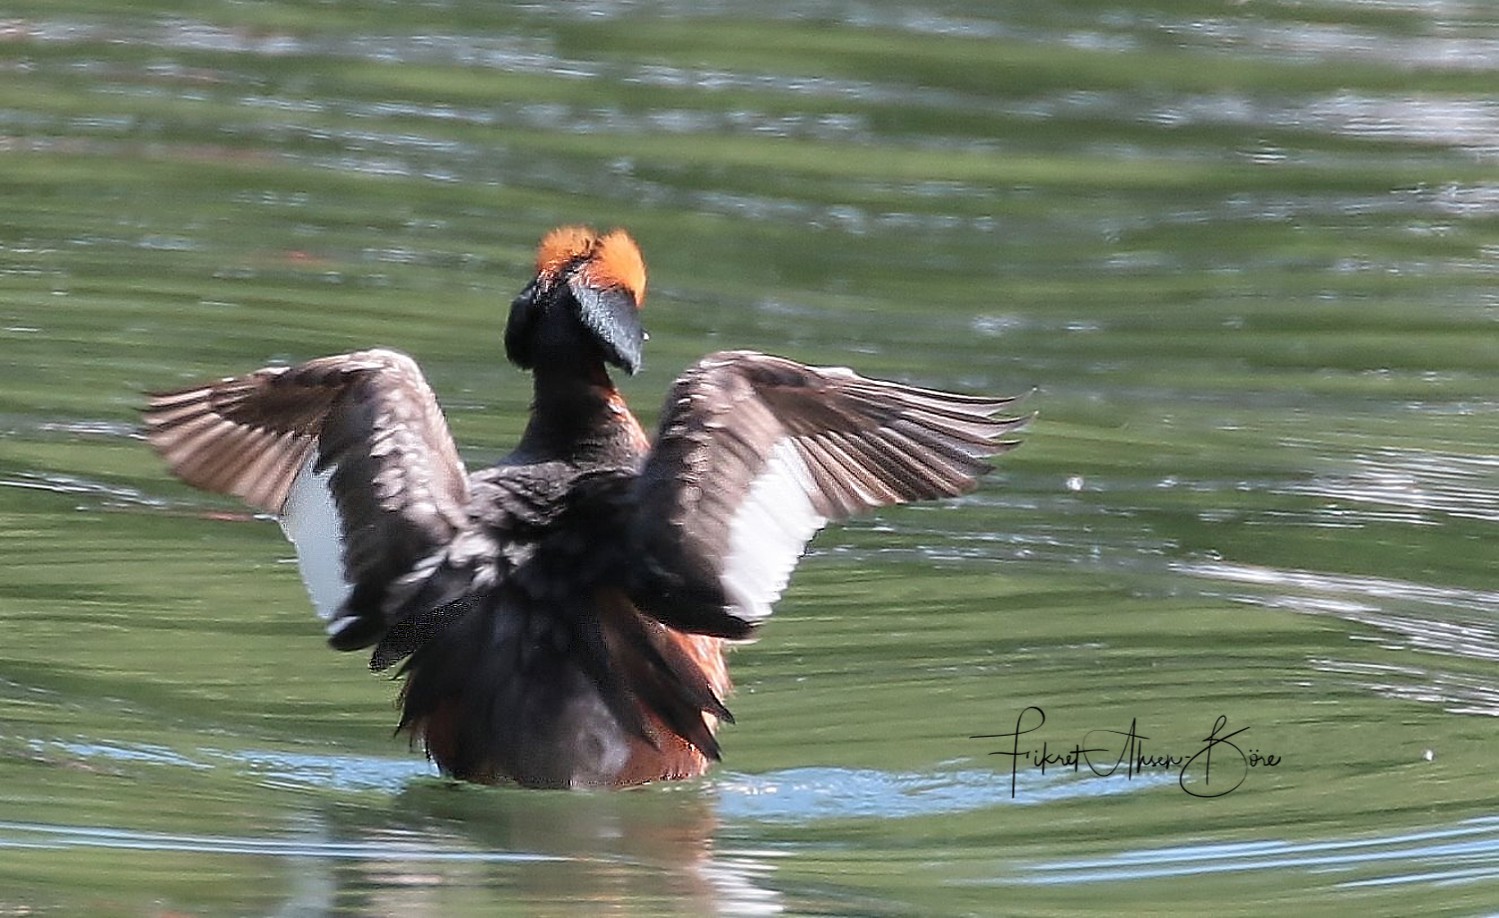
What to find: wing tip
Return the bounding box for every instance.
[326,612,384,652]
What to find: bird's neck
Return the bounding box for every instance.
[513,359,648,466]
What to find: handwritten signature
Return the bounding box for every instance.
[971,706,1280,798]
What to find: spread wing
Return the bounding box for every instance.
[628,350,1027,639]
[142,348,474,651]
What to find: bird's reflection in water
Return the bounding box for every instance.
[282,780,782,916]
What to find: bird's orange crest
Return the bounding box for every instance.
[535,225,598,278]
[581,229,647,307]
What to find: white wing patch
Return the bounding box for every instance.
[277,453,352,628]
[720,438,828,624]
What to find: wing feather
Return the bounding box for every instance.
[629,350,1026,638]
[143,349,474,651]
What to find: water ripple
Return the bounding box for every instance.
[0,819,554,862]
[1286,446,1499,524]
[206,747,436,793]
[713,764,1172,823]
[1166,16,1499,71]
[1309,658,1499,717]
[0,470,168,510]
[1177,560,1499,666]
[1015,816,1499,887]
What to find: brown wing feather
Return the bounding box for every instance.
[629,350,1027,638]
[142,349,474,649]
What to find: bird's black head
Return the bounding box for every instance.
[505,226,647,375]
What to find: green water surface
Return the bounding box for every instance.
[2,2,1498,915]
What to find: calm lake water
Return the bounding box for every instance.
[3,1,1499,915]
